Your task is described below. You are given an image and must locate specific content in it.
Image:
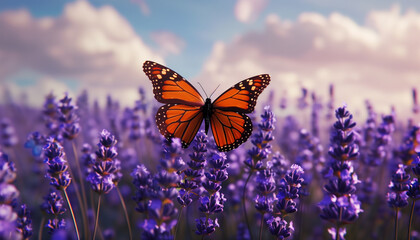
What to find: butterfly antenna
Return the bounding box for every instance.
[209,84,221,98]
[197,82,209,98]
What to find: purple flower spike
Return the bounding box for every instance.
[87,129,121,194]
[319,106,362,237]
[245,106,275,170]
[43,138,72,190]
[41,190,67,234]
[387,164,410,209]
[266,216,293,239]
[195,217,219,235]
[17,204,33,239]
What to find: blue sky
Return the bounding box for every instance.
[1,0,419,116]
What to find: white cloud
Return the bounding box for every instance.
[150,31,186,56]
[196,6,420,115]
[0,0,164,106]
[234,0,268,23]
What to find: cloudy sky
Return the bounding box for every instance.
[1,0,419,117]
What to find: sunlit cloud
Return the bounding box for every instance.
[197,5,419,114]
[234,0,269,23]
[0,0,163,106]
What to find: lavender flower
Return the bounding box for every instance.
[407,178,420,200]
[41,190,67,234]
[87,129,121,194]
[0,204,20,239]
[42,93,61,141]
[237,223,251,240]
[257,164,304,239]
[406,156,420,239]
[364,114,395,167]
[275,164,304,216]
[279,116,300,160]
[43,92,59,118]
[0,151,17,185]
[43,138,72,190]
[58,94,80,140]
[0,150,23,239]
[266,216,293,240]
[254,167,276,214]
[129,105,142,140]
[243,106,276,238]
[319,106,362,239]
[132,138,182,239]
[0,168,18,210]
[387,164,410,209]
[24,131,45,159]
[397,125,419,167]
[0,118,18,147]
[158,138,184,176]
[132,164,154,213]
[195,217,220,235]
[297,87,309,110]
[244,106,275,171]
[270,152,290,182]
[386,164,411,239]
[177,131,206,207]
[196,151,228,236]
[135,173,179,239]
[413,88,419,114]
[295,129,324,196]
[80,143,95,175]
[280,91,287,110]
[310,92,322,137]
[326,84,335,119]
[16,204,33,239]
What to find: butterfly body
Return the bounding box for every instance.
[143,61,270,152]
[203,98,212,135]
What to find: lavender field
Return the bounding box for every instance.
[0,85,419,240]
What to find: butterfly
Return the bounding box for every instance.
[143,61,270,152]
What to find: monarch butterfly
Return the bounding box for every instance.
[143,61,270,152]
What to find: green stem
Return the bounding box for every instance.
[65,159,85,234]
[242,171,254,240]
[63,189,80,240]
[174,206,184,240]
[259,213,264,240]
[38,216,45,240]
[116,186,133,240]
[336,207,342,240]
[72,141,89,239]
[394,208,399,240]
[93,194,102,240]
[408,200,416,240]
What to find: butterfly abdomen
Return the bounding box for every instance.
[203,98,212,134]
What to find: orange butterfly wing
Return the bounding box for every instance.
[211,75,271,151]
[143,61,205,147]
[143,61,205,106]
[210,109,253,151]
[156,104,204,148]
[212,74,270,113]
